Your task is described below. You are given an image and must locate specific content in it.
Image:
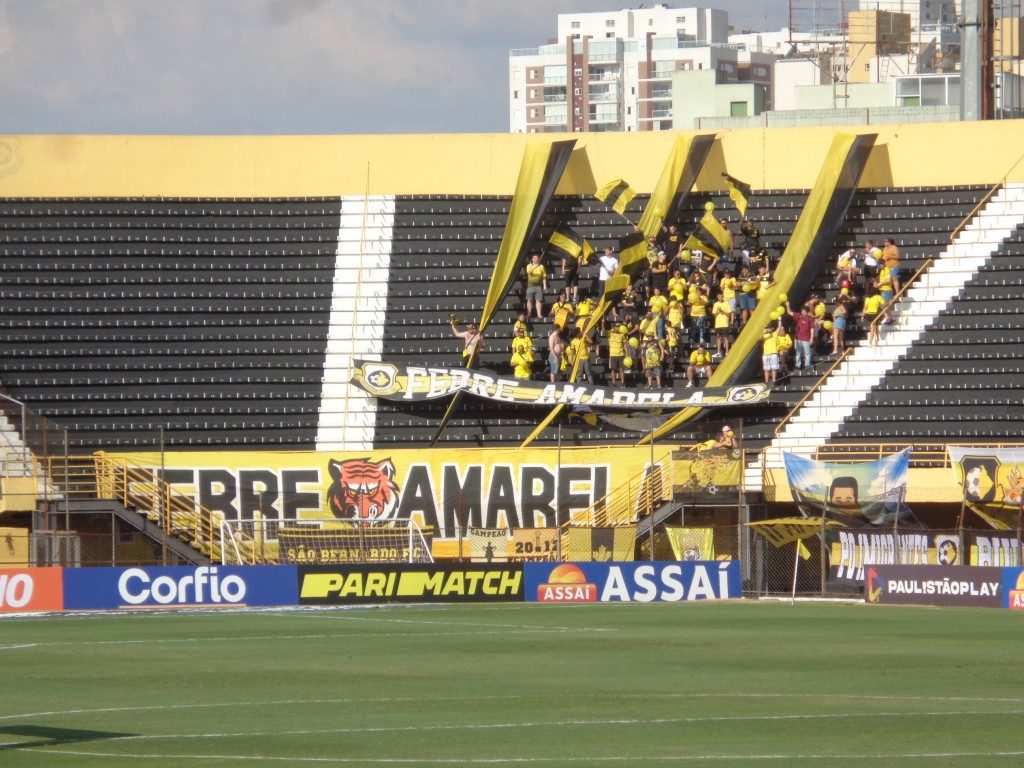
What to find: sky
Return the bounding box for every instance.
[0,0,793,135]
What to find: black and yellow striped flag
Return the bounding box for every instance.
[548,224,595,266]
[594,178,637,216]
[722,172,751,218]
[687,210,731,257]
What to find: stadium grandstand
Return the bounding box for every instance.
[1,122,1023,581]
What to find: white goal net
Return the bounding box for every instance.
[219,517,433,565]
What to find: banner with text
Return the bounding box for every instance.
[524,561,741,603]
[864,565,1004,608]
[351,359,772,410]
[106,447,677,551]
[297,563,524,604]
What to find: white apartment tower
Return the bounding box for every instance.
[509,5,731,132]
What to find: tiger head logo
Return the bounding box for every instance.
[327,458,400,524]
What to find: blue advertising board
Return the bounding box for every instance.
[1002,567,1024,610]
[524,561,741,603]
[63,565,297,610]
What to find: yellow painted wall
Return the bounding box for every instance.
[0,527,30,567]
[2,121,1024,199]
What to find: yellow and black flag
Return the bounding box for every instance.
[686,210,731,257]
[548,224,595,266]
[722,172,751,218]
[562,526,637,561]
[595,178,637,217]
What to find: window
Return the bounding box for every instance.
[513,90,519,99]
[529,108,538,118]
[730,101,748,117]
[573,87,582,96]
[571,21,580,29]
[574,106,582,115]
[529,70,537,80]
[606,19,615,27]
[627,106,632,115]
[529,89,537,99]
[606,32,615,38]
[574,67,583,76]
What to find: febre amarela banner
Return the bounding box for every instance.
[350,359,771,411]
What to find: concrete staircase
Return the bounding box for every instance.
[746,183,1024,492]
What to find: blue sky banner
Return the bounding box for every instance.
[783,449,917,527]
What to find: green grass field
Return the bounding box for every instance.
[2,601,1023,767]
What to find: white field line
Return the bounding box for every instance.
[0,627,597,651]
[276,614,616,631]
[5,691,1024,724]
[26,747,1024,764]
[0,643,38,650]
[43,707,1024,742]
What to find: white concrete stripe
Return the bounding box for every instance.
[749,183,1024,488]
[316,195,395,451]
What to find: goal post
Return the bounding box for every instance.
[220,517,433,565]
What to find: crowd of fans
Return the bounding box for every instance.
[452,217,902,390]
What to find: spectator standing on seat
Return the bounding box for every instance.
[647,251,670,298]
[549,291,574,331]
[883,237,901,293]
[688,280,711,347]
[862,285,885,346]
[790,304,817,371]
[836,247,859,287]
[686,342,713,388]
[597,246,619,297]
[510,327,535,380]
[831,291,852,356]
[451,319,485,368]
[736,265,757,324]
[561,248,583,304]
[661,223,683,261]
[648,287,669,338]
[761,323,781,384]
[711,290,733,359]
[862,240,881,281]
[606,323,626,386]
[717,218,736,276]
[739,219,761,262]
[567,328,594,383]
[524,253,548,321]
[642,333,664,388]
[547,326,565,383]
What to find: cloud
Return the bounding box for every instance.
[0,0,790,135]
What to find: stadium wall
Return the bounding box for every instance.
[2,120,1024,197]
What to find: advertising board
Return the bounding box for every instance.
[0,568,63,613]
[297,564,524,605]
[864,565,1004,608]
[524,561,741,603]
[62,565,297,610]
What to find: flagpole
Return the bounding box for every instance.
[556,421,563,562]
[791,539,802,606]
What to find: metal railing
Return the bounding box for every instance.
[565,445,677,528]
[772,348,853,439]
[949,149,1024,243]
[44,452,264,564]
[867,257,933,341]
